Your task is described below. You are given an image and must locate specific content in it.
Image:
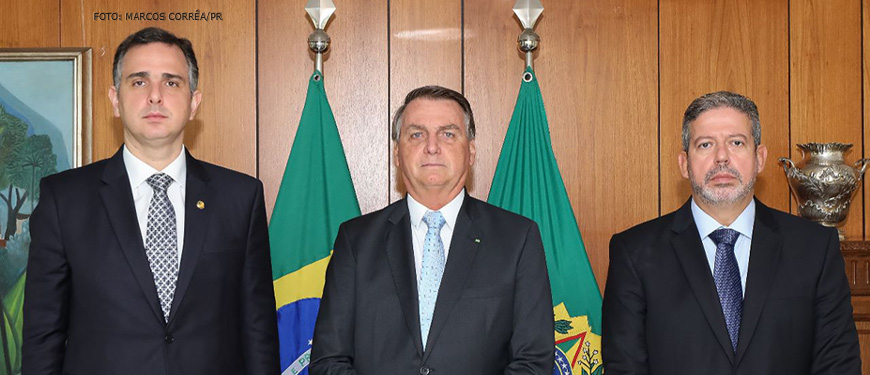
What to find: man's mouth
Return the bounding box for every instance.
[144,112,168,120]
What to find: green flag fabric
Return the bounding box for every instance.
[487,67,603,375]
[269,71,360,375]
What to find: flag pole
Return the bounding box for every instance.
[305,0,335,76]
[513,0,543,71]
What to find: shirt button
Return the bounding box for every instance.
[164,335,174,343]
[420,366,430,375]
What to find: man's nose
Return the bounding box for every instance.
[424,135,440,154]
[714,143,729,164]
[148,85,163,105]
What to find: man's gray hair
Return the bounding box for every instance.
[391,85,476,141]
[682,91,760,151]
[112,27,199,93]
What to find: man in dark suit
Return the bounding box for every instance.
[602,91,861,374]
[22,27,279,375]
[310,86,554,374]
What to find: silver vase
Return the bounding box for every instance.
[779,142,870,240]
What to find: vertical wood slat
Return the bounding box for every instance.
[863,0,870,240]
[59,0,258,177]
[857,321,870,374]
[258,0,389,216]
[790,0,863,239]
[389,0,463,201]
[0,0,59,47]
[660,0,790,217]
[467,0,658,293]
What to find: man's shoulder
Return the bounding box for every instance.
[613,207,682,244]
[464,196,537,229]
[756,201,834,237]
[193,158,260,187]
[340,198,404,233]
[41,157,112,188]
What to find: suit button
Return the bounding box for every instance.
[420,366,430,375]
[164,335,174,343]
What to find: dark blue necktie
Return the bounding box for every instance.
[709,228,742,353]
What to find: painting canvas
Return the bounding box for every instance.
[0,48,91,375]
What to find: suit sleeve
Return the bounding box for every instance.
[241,181,281,375]
[309,223,357,375]
[22,178,69,375]
[810,227,861,375]
[602,234,649,375]
[504,222,554,375]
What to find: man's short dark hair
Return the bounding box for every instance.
[391,85,476,141]
[682,91,761,152]
[112,27,199,92]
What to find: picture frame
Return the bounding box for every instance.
[0,47,92,375]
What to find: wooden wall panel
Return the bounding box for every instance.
[790,0,863,239]
[660,0,790,216]
[59,0,257,176]
[258,1,388,217]
[857,321,870,374]
[863,0,870,240]
[0,0,59,47]
[463,0,517,204]
[466,0,658,292]
[389,0,462,200]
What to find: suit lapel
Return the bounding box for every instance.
[734,200,781,365]
[423,195,481,362]
[99,148,165,324]
[669,200,736,363]
[384,201,425,358]
[168,152,212,327]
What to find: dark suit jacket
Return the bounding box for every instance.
[22,148,279,375]
[309,195,554,375]
[602,198,861,375]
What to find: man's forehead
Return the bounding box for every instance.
[403,99,464,123]
[121,43,188,73]
[690,108,752,136]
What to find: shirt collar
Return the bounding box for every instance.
[691,198,755,240]
[123,144,188,191]
[407,190,465,231]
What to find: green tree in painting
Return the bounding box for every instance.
[0,103,56,240]
[0,102,58,375]
[9,134,56,213]
[0,104,28,242]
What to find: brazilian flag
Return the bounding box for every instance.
[270,71,360,375]
[488,67,603,375]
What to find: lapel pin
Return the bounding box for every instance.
[196,200,205,210]
[474,238,481,243]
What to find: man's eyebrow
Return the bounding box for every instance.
[125,71,149,80]
[163,73,184,81]
[438,124,461,131]
[124,72,185,81]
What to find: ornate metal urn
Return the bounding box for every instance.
[779,143,869,239]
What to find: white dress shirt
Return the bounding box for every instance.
[691,198,755,294]
[123,145,187,261]
[407,190,465,282]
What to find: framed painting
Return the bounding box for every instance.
[0,48,92,375]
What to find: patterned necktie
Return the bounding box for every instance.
[710,228,742,353]
[419,211,446,350]
[145,173,178,322]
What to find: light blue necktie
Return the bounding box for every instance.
[419,211,446,350]
[710,228,742,353]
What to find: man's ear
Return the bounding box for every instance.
[188,90,202,120]
[755,143,768,173]
[678,150,689,179]
[109,86,121,117]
